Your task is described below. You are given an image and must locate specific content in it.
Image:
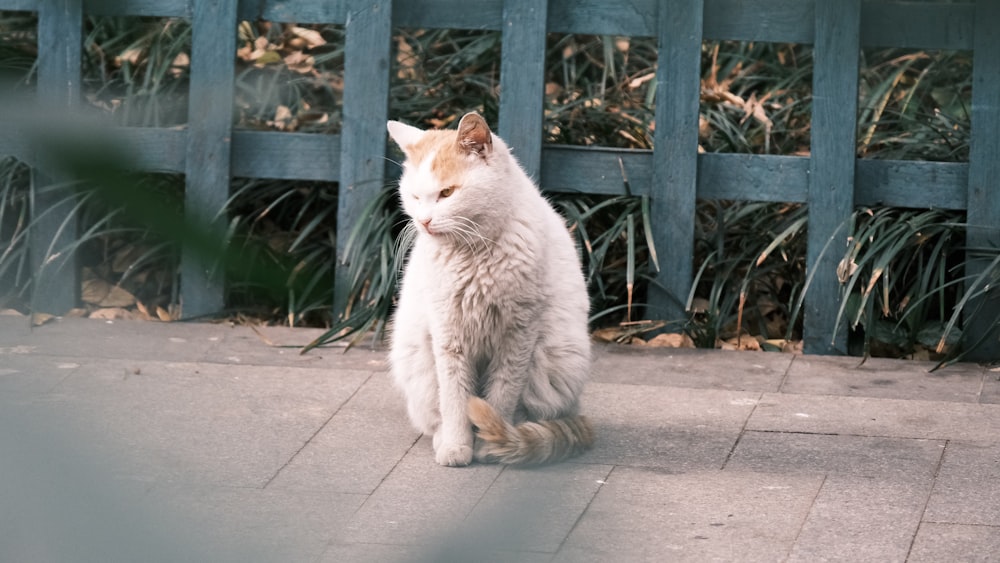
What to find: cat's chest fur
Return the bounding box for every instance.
[418,223,540,335]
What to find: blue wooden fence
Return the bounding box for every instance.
[2,0,997,357]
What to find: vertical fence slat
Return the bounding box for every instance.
[648,0,703,322]
[334,0,393,321]
[497,0,548,181]
[30,0,82,315]
[963,0,1000,359]
[180,0,237,318]
[803,0,860,355]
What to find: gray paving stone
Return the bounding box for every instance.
[266,373,421,494]
[342,442,504,546]
[44,359,372,486]
[781,354,985,403]
[0,312,31,343]
[557,467,822,562]
[729,432,942,561]
[727,431,945,481]
[592,344,790,392]
[2,317,222,361]
[200,323,390,370]
[1,408,207,563]
[747,393,1000,442]
[577,382,759,470]
[339,464,610,562]
[908,523,1000,563]
[141,483,366,563]
[0,352,77,394]
[787,477,930,563]
[924,442,1000,526]
[319,543,420,563]
[464,463,613,553]
[982,368,1000,404]
[6,316,1000,561]
[321,542,555,563]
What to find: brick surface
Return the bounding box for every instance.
[2,315,998,561]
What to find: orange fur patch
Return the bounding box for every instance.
[401,130,468,190]
[467,397,595,466]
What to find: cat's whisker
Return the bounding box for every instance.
[447,222,478,253]
[448,219,485,249]
[380,155,404,169]
[393,222,418,277]
[452,216,495,248]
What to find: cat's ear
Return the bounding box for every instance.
[456,112,493,158]
[386,120,424,152]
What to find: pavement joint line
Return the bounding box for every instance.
[553,463,615,556]
[744,428,1000,444]
[917,521,1000,528]
[907,520,930,562]
[787,472,828,561]
[461,461,510,522]
[777,353,797,392]
[975,365,987,403]
[262,370,378,490]
[349,432,424,516]
[904,438,950,561]
[739,429,843,437]
[720,391,765,470]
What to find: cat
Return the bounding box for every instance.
[386,112,595,467]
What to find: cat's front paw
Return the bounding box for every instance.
[435,443,473,467]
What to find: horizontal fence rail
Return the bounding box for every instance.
[1,0,995,357]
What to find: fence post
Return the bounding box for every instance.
[648,0,703,323]
[803,0,860,355]
[963,1,1000,359]
[180,0,237,318]
[30,0,82,315]
[498,0,548,181]
[334,0,393,321]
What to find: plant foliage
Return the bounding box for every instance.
[0,12,992,359]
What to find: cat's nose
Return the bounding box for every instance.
[420,219,433,233]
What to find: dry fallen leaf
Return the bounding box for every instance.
[89,307,134,320]
[592,326,625,343]
[115,47,143,67]
[170,52,189,78]
[289,26,326,48]
[156,306,174,322]
[135,301,153,321]
[645,333,695,348]
[688,297,710,314]
[719,334,764,351]
[283,51,315,74]
[909,346,932,362]
[31,313,56,326]
[837,258,858,283]
[83,278,136,308]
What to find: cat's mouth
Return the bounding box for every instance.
[419,219,438,236]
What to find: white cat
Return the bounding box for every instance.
[386,112,594,467]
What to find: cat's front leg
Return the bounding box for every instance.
[433,348,475,467]
[482,325,535,421]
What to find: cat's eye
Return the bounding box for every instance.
[439,186,456,198]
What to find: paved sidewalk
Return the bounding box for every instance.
[1,316,998,562]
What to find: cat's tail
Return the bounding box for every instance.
[467,397,595,466]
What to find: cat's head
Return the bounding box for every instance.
[386,112,509,240]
